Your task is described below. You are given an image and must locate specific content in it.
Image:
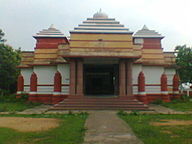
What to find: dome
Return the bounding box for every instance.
[93,9,108,19]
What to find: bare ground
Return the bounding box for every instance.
[0,117,60,132]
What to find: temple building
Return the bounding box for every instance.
[17,10,180,110]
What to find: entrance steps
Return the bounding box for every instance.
[49,97,149,111]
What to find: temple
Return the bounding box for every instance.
[17,10,180,110]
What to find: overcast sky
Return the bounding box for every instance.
[0,0,191,51]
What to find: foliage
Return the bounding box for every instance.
[117,110,127,116]
[151,99,164,105]
[0,92,40,112]
[119,114,192,144]
[0,29,6,43]
[175,45,192,83]
[0,29,21,93]
[0,114,88,144]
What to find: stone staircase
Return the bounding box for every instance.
[49,96,149,111]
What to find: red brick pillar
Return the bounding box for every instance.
[138,71,148,104]
[161,73,170,102]
[52,71,62,104]
[127,60,133,98]
[119,59,126,97]
[16,74,24,98]
[173,74,180,99]
[69,59,76,96]
[76,59,84,97]
[29,72,38,102]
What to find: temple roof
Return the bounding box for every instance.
[34,24,65,38]
[133,25,164,38]
[70,10,133,34]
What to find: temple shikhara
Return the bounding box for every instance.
[17,10,180,110]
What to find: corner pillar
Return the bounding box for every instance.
[126,60,133,97]
[173,74,180,99]
[76,59,84,97]
[16,74,24,98]
[69,59,77,96]
[119,59,126,97]
[52,71,62,104]
[29,72,38,102]
[161,73,170,102]
[138,71,148,104]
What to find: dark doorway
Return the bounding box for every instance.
[84,64,119,96]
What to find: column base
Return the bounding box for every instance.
[28,92,37,102]
[161,91,170,102]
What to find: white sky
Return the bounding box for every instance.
[0,0,192,51]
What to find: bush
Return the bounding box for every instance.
[117,110,127,116]
[151,99,164,105]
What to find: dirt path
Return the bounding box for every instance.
[0,117,60,132]
[83,111,143,144]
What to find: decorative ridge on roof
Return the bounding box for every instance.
[133,25,164,38]
[33,24,65,38]
[93,9,108,19]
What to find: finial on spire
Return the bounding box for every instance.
[142,25,148,30]
[99,8,102,13]
[49,24,54,29]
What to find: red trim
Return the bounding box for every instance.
[25,84,69,86]
[17,66,32,68]
[133,84,161,86]
[146,84,161,86]
[28,94,68,104]
[30,72,37,92]
[62,84,70,86]
[37,84,54,86]
[54,71,62,92]
[138,71,145,92]
[17,74,24,91]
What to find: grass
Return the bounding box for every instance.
[151,95,192,112]
[0,101,41,112]
[0,93,41,112]
[119,112,192,144]
[162,100,192,111]
[0,113,88,144]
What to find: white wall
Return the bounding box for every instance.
[21,68,33,92]
[21,68,33,85]
[20,65,70,94]
[132,65,165,94]
[58,64,70,94]
[132,64,142,84]
[57,64,70,84]
[165,68,176,85]
[143,66,164,84]
[34,66,56,84]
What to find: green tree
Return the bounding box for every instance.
[175,45,192,83]
[0,29,21,93]
[0,29,6,43]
